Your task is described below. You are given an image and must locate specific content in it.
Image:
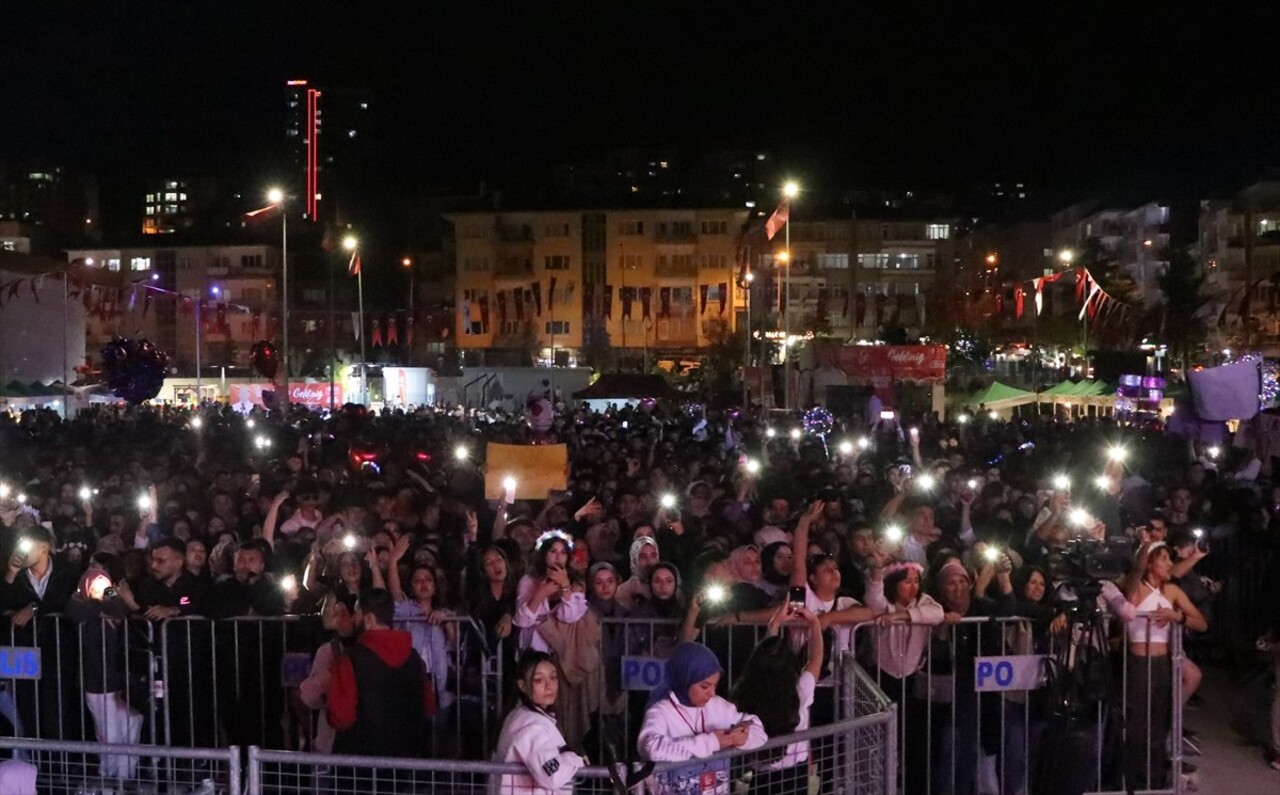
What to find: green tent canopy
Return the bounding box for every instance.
[967,381,1035,406]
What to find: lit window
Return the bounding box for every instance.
[545,321,570,335]
[146,194,155,203]
[817,253,849,269]
[130,257,151,271]
[1,242,15,252]
[107,258,121,271]
[926,224,950,240]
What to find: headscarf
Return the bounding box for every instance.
[629,536,658,579]
[647,641,722,707]
[647,561,683,619]
[587,561,620,615]
[728,545,761,586]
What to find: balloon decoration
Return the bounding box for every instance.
[100,337,169,405]
[803,406,834,456]
[250,340,279,380]
[525,396,554,434]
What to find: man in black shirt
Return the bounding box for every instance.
[131,538,207,618]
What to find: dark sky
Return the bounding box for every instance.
[5,3,1280,205]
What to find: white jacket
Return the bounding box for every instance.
[492,704,585,795]
[638,693,767,760]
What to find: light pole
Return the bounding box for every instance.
[267,188,289,416]
[782,180,799,409]
[742,267,754,408]
[1059,248,1078,376]
[344,235,366,405]
[401,256,414,367]
[194,295,202,402]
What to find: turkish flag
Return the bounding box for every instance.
[764,200,790,241]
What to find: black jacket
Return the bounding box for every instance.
[0,560,78,614]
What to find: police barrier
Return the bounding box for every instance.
[847,615,1188,795]
[0,736,241,795]
[246,709,896,795]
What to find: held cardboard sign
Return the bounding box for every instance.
[484,443,568,500]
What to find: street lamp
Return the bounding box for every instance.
[268,188,289,416]
[1058,249,1075,265]
[781,181,799,408]
[344,235,366,406]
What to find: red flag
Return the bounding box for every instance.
[1075,268,1087,303]
[1014,285,1026,319]
[371,318,382,347]
[321,225,337,252]
[405,314,415,346]
[764,200,790,241]
[348,253,362,276]
[386,315,399,346]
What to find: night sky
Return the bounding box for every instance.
[5,4,1280,208]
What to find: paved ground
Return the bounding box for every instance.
[1182,666,1278,794]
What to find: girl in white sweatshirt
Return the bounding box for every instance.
[492,651,586,795]
[637,641,767,795]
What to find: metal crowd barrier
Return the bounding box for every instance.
[847,614,1188,795]
[0,736,241,795]
[246,710,896,795]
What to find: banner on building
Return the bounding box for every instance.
[813,343,947,385]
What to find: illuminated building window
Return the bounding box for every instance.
[107,259,121,271]
[130,257,151,271]
[545,321,570,335]
[926,224,951,240]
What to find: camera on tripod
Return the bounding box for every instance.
[1046,535,1135,585]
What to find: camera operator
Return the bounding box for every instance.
[64,555,144,777]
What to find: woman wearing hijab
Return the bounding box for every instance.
[615,536,659,608]
[727,545,772,612]
[637,641,767,795]
[493,650,586,795]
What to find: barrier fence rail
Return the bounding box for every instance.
[0,736,241,795]
[246,712,895,795]
[0,609,1185,795]
[847,613,1187,795]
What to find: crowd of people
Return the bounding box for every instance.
[0,395,1278,794]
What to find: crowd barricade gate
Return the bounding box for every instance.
[246,710,896,795]
[0,736,240,795]
[846,614,1187,795]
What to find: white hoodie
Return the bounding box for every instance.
[492,703,585,795]
[638,694,767,795]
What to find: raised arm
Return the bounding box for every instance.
[791,501,824,589]
[261,490,288,549]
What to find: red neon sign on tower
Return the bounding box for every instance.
[306,87,320,221]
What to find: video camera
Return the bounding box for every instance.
[1046,535,1135,584]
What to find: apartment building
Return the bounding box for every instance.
[65,244,281,376]
[1050,200,1170,304]
[1199,181,1280,349]
[447,208,748,365]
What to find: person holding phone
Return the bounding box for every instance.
[514,532,588,653]
[637,641,767,795]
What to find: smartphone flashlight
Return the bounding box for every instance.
[1207,446,1221,459]
[880,410,896,421]
[342,534,358,551]
[87,573,112,601]
[966,478,978,490]
[883,525,904,544]
[1094,474,1111,490]
[280,575,297,592]
[1108,446,1127,462]
[79,486,92,502]
[660,493,677,510]
[246,419,256,429]
[765,427,777,439]
[916,474,935,491]
[789,428,802,441]
[454,445,469,462]
[983,546,1001,562]
[1052,474,1071,491]
[957,414,970,425]
[0,484,9,499]
[502,476,517,493]
[1069,508,1090,527]
[137,494,152,512]
[17,539,33,555]
[857,437,870,450]
[190,417,203,430]
[745,459,761,475]
[704,584,726,604]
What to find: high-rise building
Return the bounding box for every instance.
[141,178,219,235]
[0,161,99,248]
[284,79,371,224]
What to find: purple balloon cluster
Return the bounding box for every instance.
[101,337,170,404]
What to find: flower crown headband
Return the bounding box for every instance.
[882,561,923,578]
[536,528,575,552]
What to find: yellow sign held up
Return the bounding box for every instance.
[484,443,569,500]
